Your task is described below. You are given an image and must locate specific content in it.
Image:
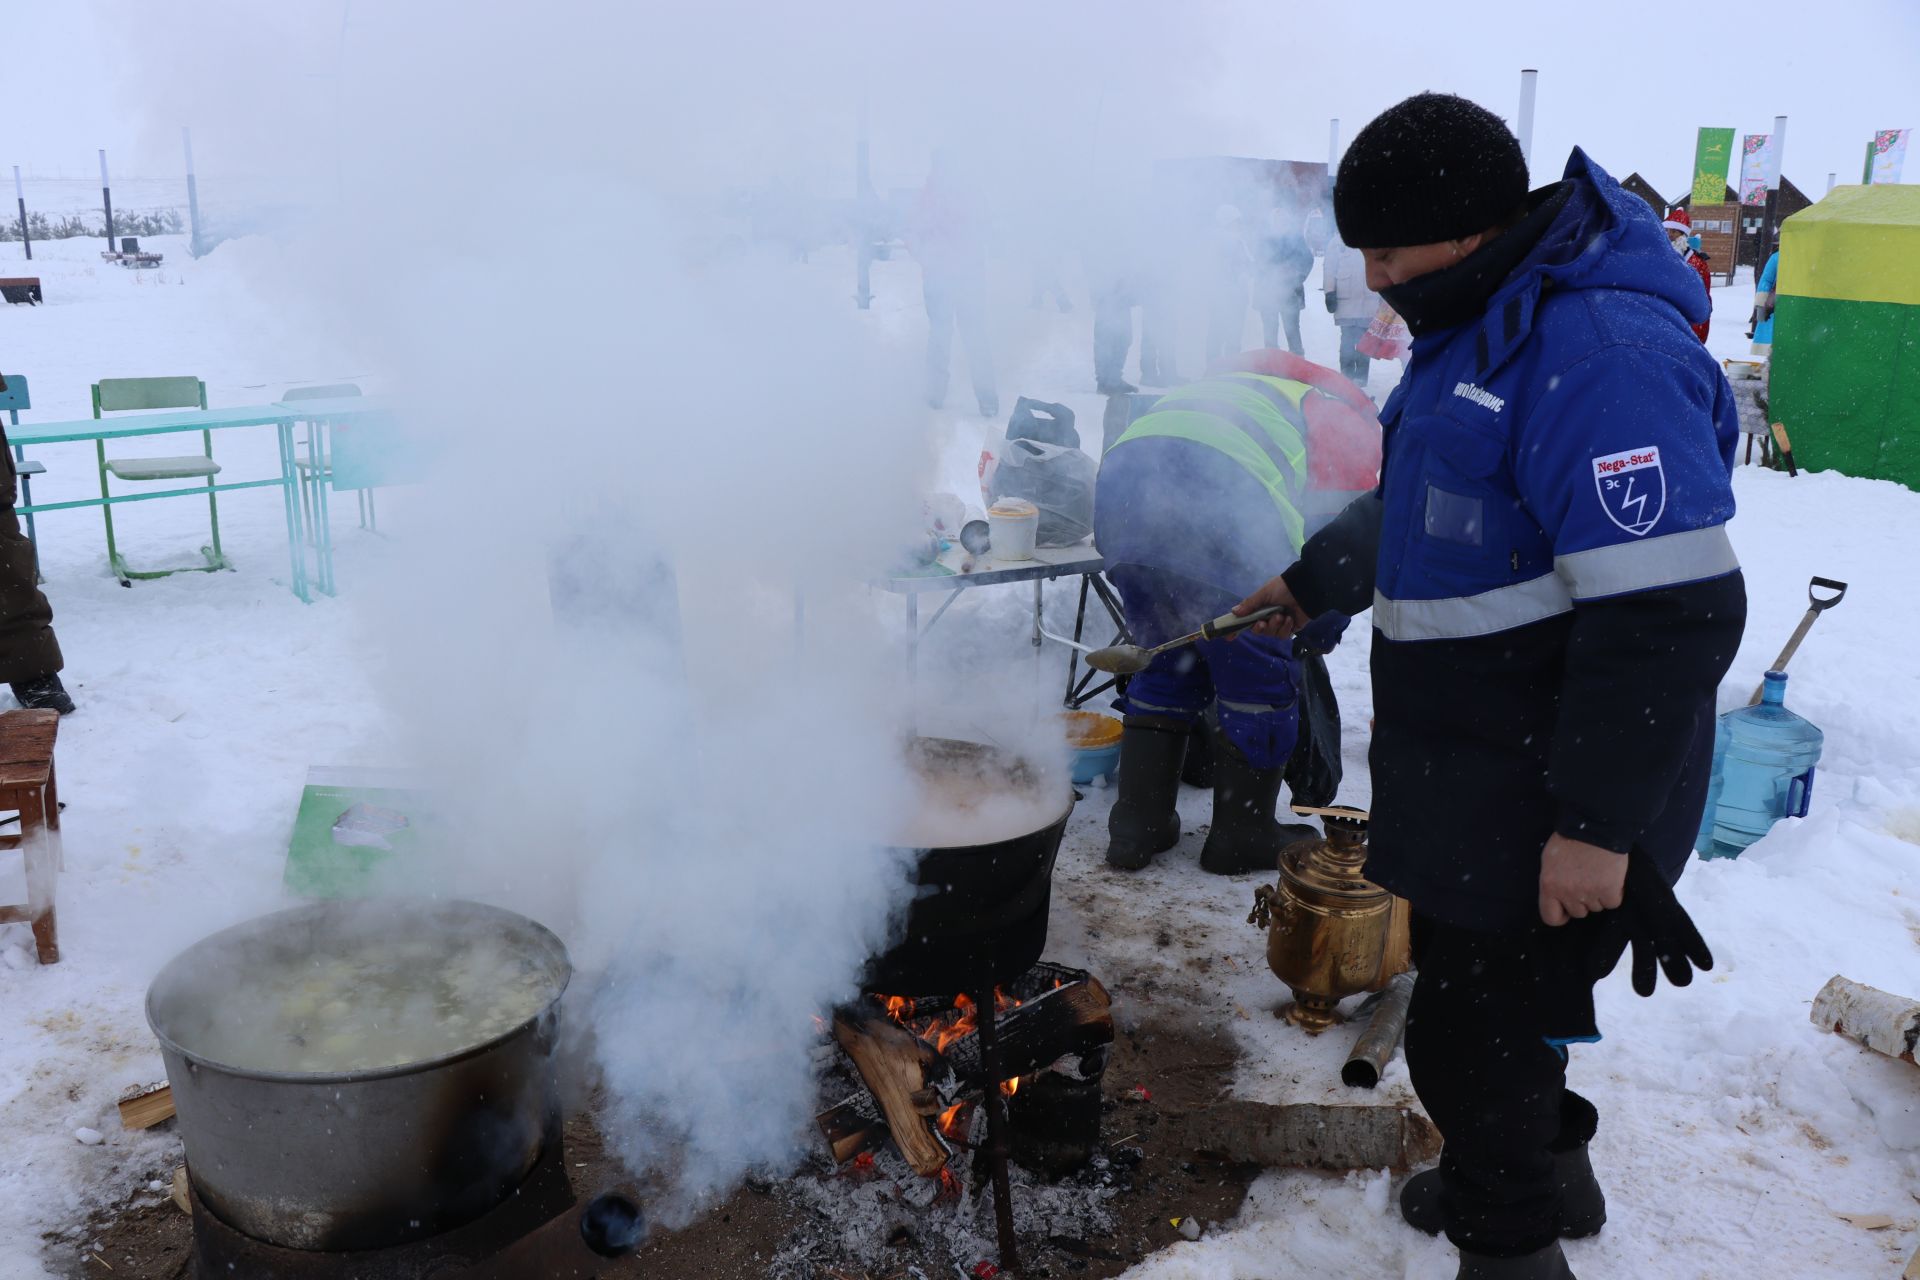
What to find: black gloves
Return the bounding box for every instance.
[1620,850,1713,996]
[1324,292,1338,314]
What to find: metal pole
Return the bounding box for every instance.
[1758,115,1786,273]
[855,96,873,310]
[976,975,1021,1275]
[183,127,204,257]
[1826,171,1837,194]
[99,149,115,253]
[12,166,27,260]
[1517,69,1539,172]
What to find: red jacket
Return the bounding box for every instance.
[1682,248,1713,342]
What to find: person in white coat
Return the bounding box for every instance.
[1321,236,1379,387]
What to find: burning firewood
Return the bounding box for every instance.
[818,965,1114,1171]
[831,1005,955,1175]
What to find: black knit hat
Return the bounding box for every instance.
[1334,93,1529,248]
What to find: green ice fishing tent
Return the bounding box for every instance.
[1771,184,1920,490]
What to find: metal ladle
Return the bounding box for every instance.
[1085,605,1287,674]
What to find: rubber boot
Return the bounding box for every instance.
[1198,734,1317,875]
[1104,718,1187,870]
[1401,1092,1606,1240]
[1180,708,1217,789]
[1456,1242,1576,1280]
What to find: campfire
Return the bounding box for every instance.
[815,960,1114,1254]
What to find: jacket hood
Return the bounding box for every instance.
[1493,148,1710,330]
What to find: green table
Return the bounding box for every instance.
[10,405,313,601]
[273,398,410,596]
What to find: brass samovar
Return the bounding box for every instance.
[1248,806,1411,1033]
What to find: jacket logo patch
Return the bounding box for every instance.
[1452,381,1506,413]
[1591,447,1666,537]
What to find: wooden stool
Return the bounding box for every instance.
[0,709,62,964]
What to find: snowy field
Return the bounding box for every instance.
[1,230,1917,1279]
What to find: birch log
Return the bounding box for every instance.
[1809,976,1920,1067]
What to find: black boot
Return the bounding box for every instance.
[1180,709,1217,789]
[10,674,74,715]
[1456,1241,1575,1279]
[1198,734,1317,875]
[1401,1092,1606,1239]
[1104,718,1187,870]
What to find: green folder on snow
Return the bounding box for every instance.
[285,766,434,897]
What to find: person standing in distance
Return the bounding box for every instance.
[1233,94,1743,1279]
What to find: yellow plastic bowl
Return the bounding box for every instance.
[1063,710,1123,751]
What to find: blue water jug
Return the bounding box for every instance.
[1696,670,1824,859]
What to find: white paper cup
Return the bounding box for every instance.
[987,499,1039,561]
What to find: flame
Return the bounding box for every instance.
[1001,1076,1020,1098]
[883,995,915,1024]
[938,1102,967,1138]
[937,1166,962,1200]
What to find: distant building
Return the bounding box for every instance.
[1673,184,1742,283]
[1619,173,1667,216]
[1736,176,1814,266]
[1675,177,1814,280]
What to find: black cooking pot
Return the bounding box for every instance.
[865,738,1074,994]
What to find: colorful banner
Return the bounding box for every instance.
[1867,129,1910,185]
[1691,128,1736,205]
[1739,134,1775,206]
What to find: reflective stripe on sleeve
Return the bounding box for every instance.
[1373,574,1573,641]
[1554,525,1740,601]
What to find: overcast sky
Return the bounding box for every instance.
[5,0,1915,203]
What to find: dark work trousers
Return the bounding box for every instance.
[1336,321,1371,387]
[923,271,997,415]
[1403,912,1626,1259]
[1205,292,1246,364]
[1092,286,1136,390]
[0,433,62,683]
[1138,280,1180,385]
[1258,305,1305,356]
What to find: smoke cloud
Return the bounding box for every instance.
[87,0,1257,1224]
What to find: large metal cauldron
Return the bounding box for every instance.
[146,899,570,1252]
[867,737,1075,994]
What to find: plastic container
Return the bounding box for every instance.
[1063,711,1123,785]
[988,498,1039,562]
[1696,670,1824,860]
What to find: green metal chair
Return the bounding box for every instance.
[282,383,372,540]
[92,376,229,585]
[0,374,46,580]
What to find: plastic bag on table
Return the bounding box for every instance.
[987,436,1095,547]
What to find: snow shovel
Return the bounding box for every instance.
[1748,576,1846,705]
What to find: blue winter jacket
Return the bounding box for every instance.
[1285,149,1748,930]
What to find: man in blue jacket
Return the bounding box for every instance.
[1236,94,1744,1279]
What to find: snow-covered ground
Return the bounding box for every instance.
[1,231,1915,1279]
